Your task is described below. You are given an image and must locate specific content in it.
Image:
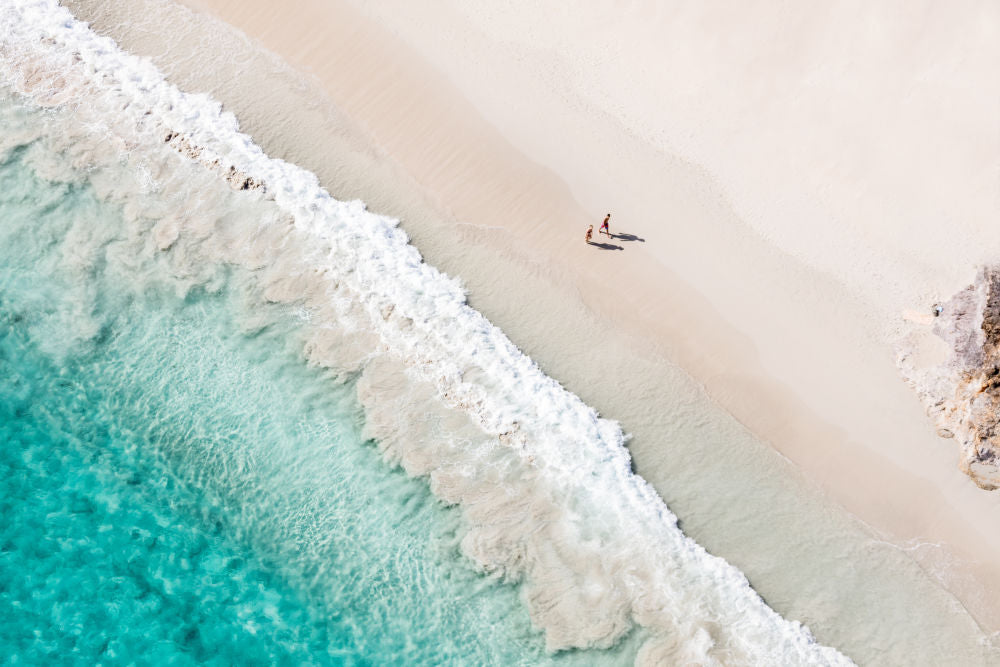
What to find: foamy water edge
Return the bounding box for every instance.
[1,1,852,664]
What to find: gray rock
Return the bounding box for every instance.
[900,266,1000,490]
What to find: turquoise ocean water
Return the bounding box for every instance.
[12,1,996,660]
[0,110,637,665]
[5,0,999,661]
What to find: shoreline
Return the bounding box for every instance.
[63,0,1000,655]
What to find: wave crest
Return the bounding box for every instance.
[0,2,851,664]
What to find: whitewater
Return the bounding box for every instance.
[0,1,858,663]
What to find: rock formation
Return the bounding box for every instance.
[164,130,265,193]
[898,267,1000,490]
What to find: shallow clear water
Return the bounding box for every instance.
[0,141,637,665]
[7,1,1000,661]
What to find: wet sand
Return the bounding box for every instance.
[63,0,1000,658]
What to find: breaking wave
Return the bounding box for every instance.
[0,2,851,664]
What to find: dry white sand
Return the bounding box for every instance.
[65,0,1000,650]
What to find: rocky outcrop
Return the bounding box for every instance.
[898,267,1000,490]
[164,130,265,193]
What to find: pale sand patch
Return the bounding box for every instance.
[905,327,953,371]
[65,0,1000,646]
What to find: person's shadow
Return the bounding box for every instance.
[588,241,624,250]
[612,232,645,242]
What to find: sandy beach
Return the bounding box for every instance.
[62,0,1000,659]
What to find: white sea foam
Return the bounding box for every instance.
[0,2,852,663]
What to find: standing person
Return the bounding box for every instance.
[599,213,611,237]
[585,225,594,244]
